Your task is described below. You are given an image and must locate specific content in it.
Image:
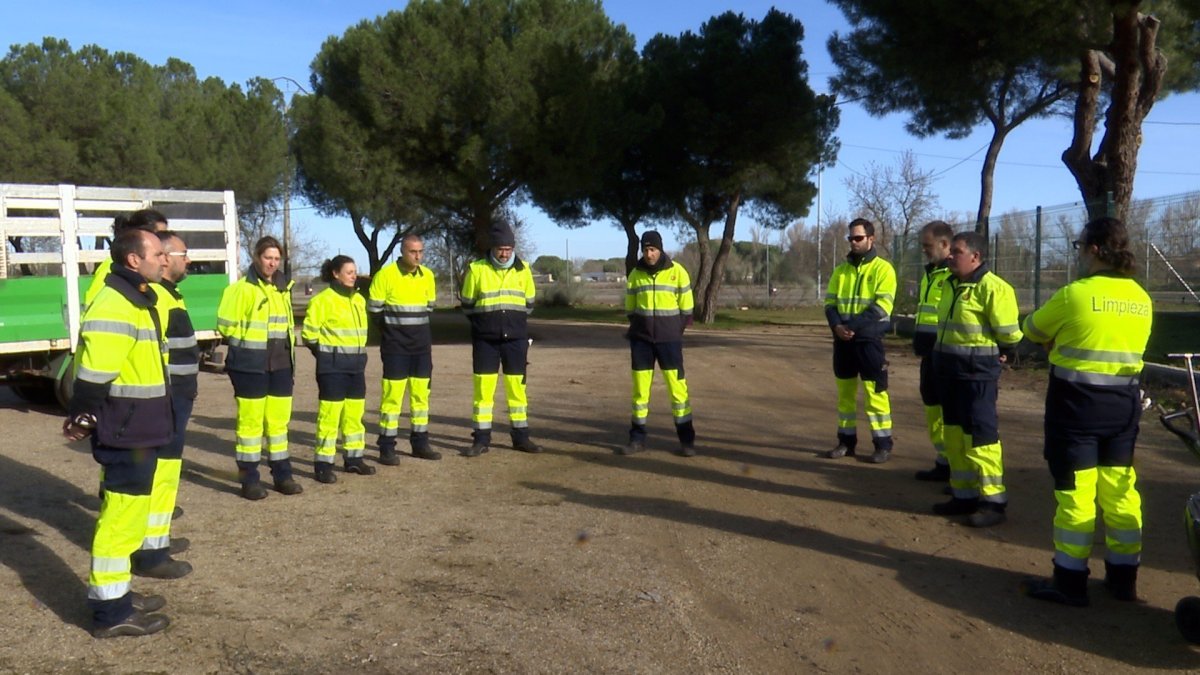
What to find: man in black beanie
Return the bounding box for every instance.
[619,230,697,456]
[459,220,542,456]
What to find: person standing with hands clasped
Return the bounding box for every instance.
[368,235,440,465]
[1022,217,1152,607]
[823,218,897,464]
[303,255,376,483]
[619,230,697,457]
[460,221,541,457]
[216,236,302,500]
[912,221,955,482]
[932,232,1022,528]
[65,229,174,638]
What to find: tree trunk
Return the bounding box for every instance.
[975,125,1008,236]
[698,192,742,324]
[621,219,639,276]
[1063,8,1165,220]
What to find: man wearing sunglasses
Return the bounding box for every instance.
[823,218,897,464]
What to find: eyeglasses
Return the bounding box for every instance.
[847,235,867,243]
[168,251,189,257]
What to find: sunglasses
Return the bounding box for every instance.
[847,235,868,243]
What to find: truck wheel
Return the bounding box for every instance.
[55,355,76,409]
[1176,596,1200,644]
[12,378,57,405]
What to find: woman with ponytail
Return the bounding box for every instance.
[300,256,375,482]
[1021,217,1153,607]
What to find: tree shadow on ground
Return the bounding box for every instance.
[521,481,1200,670]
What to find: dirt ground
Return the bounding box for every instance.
[2,319,1200,674]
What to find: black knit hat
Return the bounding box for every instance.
[640,230,663,250]
[489,220,516,248]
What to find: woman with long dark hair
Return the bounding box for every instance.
[1022,217,1153,606]
[301,255,375,482]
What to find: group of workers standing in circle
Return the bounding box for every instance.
[62,201,1148,638]
[824,215,1152,609]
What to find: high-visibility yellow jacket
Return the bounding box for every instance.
[83,258,113,307]
[913,260,951,357]
[1023,272,1152,386]
[824,249,896,340]
[216,267,295,373]
[933,264,1022,380]
[71,265,172,448]
[150,279,199,400]
[460,257,535,341]
[302,285,368,374]
[625,257,693,343]
[367,262,436,354]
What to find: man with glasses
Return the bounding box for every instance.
[128,232,198,581]
[368,234,440,465]
[823,218,897,464]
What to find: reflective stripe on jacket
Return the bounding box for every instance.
[367,262,435,354]
[824,249,896,340]
[216,267,295,373]
[302,286,368,374]
[625,260,693,343]
[151,280,199,399]
[71,266,173,448]
[460,258,535,341]
[933,265,1022,380]
[1023,272,1152,387]
[913,261,951,357]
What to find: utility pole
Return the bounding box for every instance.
[270,76,310,278]
[815,168,823,303]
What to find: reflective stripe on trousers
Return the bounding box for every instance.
[1052,466,1142,570]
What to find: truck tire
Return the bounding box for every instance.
[12,378,57,405]
[55,355,76,409]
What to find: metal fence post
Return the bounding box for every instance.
[1034,206,1042,307]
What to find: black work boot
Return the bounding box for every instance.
[92,611,170,639]
[825,443,855,459]
[378,438,401,466]
[512,430,543,454]
[914,463,950,482]
[621,424,648,455]
[464,430,491,457]
[411,433,441,460]
[345,457,377,475]
[1104,561,1141,602]
[314,462,338,484]
[129,592,166,613]
[134,557,193,579]
[240,482,268,501]
[274,477,303,495]
[1025,564,1090,607]
[967,503,1007,528]
[168,537,190,555]
[932,497,978,516]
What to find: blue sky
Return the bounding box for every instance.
[3,1,1198,265]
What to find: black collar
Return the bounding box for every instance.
[107,265,157,309]
[847,248,878,266]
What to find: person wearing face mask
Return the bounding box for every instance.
[302,256,375,483]
[1022,217,1152,607]
[618,230,696,457]
[459,220,541,457]
[64,228,174,638]
[823,218,897,464]
[216,236,302,500]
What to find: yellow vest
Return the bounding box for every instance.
[302,286,368,373]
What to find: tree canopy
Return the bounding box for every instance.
[0,38,287,223]
[299,0,635,261]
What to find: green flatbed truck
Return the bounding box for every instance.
[0,183,239,407]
